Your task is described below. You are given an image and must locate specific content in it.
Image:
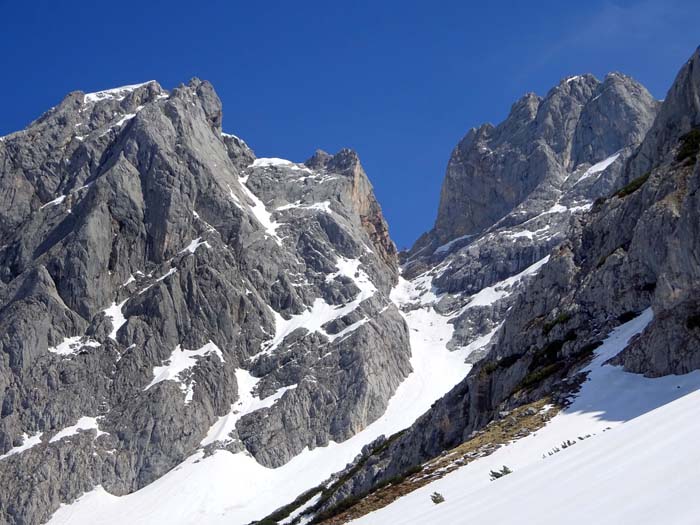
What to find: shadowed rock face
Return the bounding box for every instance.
[0,79,409,523]
[301,49,700,521]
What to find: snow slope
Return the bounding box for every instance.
[48,277,482,525]
[352,308,700,525]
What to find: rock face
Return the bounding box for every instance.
[0,80,409,523]
[295,48,700,522]
[419,72,658,250]
[399,71,658,383]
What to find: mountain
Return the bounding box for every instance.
[401,72,658,366]
[261,48,700,524]
[1,46,699,525]
[411,71,657,256]
[0,80,411,523]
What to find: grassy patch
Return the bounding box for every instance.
[479,353,524,378]
[255,486,322,524]
[520,362,564,389]
[615,172,650,198]
[316,399,558,524]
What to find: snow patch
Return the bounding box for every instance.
[259,257,377,356]
[578,152,621,183]
[466,256,549,308]
[251,158,311,172]
[50,417,107,443]
[83,82,155,104]
[145,342,225,404]
[113,112,137,128]
[48,336,101,356]
[156,268,177,282]
[504,225,551,239]
[201,370,297,447]
[180,238,210,254]
[40,195,67,209]
[434,234,474,255]
[280,493,322,524]
[276,201,332,214]
[0,432,44,461]
[104,300,128,341]
[237,177,282,245]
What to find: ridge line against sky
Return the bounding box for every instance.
[1,0,698,247]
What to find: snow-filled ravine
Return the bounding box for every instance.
[48,277,483,525]
[351,308,700,525]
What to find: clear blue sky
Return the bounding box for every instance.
[1,0,698,248]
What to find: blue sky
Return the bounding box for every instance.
[1,0,698,248]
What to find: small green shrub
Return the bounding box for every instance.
[676,128,700,163]
[520,362,564,389]
[430,492,445,504]
[480,353,525,378]
[615,172,650,198]
[542,312,572,335]
[573,340,603,361]
[489,465,513,480]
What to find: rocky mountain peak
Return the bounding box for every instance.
[506,92,541,126]
[172,77,223,132]
[626,46,700,182]
[413,69,659,254]
[570,72,658,168]
[304,148,333,169]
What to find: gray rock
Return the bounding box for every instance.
[0,78,409,523]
